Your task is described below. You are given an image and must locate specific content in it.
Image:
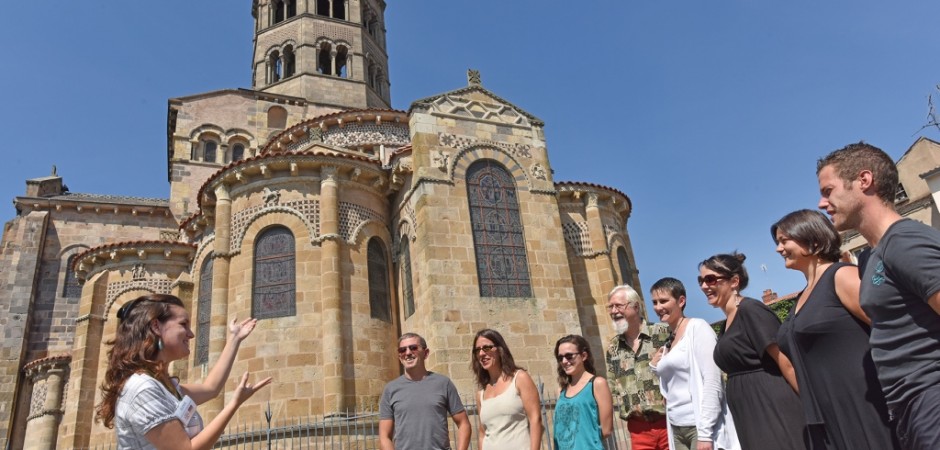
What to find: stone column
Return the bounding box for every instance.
[319,165,346,414]
[205,184,232,416]
[22,359,68,450]
[585,192,615,295]
[330,50,337,77]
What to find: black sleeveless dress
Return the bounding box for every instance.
[714,298,806,450]
[777,263,899,450]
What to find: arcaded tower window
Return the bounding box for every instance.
[316,0,345,20]
[367,238,391,321]
[202,140,218,163]
[196,256,213,365]
[268,51,282,83]
[62,254,81,298]
[466,159,532,297]
[400,238,415,318]
[617,247,631,286]
[271,0,297,25]
[252,226,297,319]
[283,46,296,78]
[231,143,245,162]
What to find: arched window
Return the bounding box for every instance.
[267,106,287,129]
[203,140,218,163]
[252,226,296,319]
[62,254,81,298]
[231,143,245,162]
[268,51,282,83]
[317,43,333,75]
[283,46,295,78]
[400,238,415,318]
[616,247,631,286]
[368,238,391,321]
[196,256,213,365]
[336,47,348,78]
[466,159,532,297]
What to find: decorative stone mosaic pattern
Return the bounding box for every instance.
[439,132,532,159]
[231,199,320,254]
[428,95,531,127]
[28,382,46,418]
[562,220,591,256]
[324,123,409,149]
[338,202,384,242]
[105,278,174,315]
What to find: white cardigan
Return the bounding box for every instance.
[652,318,740,450]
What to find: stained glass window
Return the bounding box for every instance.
[466,160,532,297]
[196,256,213,365]
[367,238,391,321]
[252,227,296,319]
[203,141,217,163]
[62,254,81,299]
[401,239,415,318]
[617,247,631,286]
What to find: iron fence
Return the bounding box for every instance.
[78,388,633,449]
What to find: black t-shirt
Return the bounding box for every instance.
[860,219,940,408]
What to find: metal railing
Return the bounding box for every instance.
[78,389,633,449]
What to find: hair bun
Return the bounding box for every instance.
[734,252,747,263]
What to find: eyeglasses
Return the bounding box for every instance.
[606,303,629,312]
[556,352,581,362]
[397,344,423,354]
[697,275,728,286]
[473,344,496,354]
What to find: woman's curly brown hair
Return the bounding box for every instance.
[94,294,184,428]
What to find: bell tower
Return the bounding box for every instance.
[250,0,391,110]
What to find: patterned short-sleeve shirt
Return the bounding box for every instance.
[606,323,670,420]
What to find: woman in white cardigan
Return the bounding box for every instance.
[649,277,739,450]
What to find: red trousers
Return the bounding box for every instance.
[627,416,669,450]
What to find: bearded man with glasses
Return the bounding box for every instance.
[379,332,471,450]
[605,285,671,450]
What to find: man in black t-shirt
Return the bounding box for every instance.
[817,142,940,450]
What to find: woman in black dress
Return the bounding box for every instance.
[771,210,899,450]
[700,252,806,450]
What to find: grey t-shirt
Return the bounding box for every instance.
[379,372,465,450]
[860,219,940,408]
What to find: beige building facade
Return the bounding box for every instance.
[0,1,642,448]
[842,137,940,255]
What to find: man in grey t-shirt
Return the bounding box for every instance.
[379,333,471,450]
[818,142,940,450]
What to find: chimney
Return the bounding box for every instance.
[762,289,778,304]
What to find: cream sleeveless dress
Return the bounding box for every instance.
[480,371,531,450]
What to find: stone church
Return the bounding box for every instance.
[0,1,641,448]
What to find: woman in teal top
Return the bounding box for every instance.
[552,335,614,450]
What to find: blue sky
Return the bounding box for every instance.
[2,1,939,323]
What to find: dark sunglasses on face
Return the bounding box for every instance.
[698,274,728,286]
[556,352,581,362]
[473,344,496,353]
[397,344,423,354]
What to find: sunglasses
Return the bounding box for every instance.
[697,274,728,286]
[473,344,496,354]
[397,344,423,354]
[556,352,581,362]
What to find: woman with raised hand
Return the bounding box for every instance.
[700,253,805,450]
[649,277,739,450]
[772,210,898,449]
[551,334,613,450]
[471,329,543,450]
[95,294,272,449]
